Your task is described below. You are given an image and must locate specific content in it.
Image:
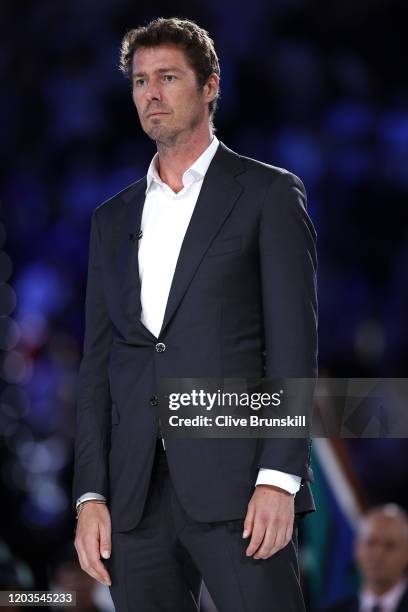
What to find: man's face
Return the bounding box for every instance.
[131,44,211,145]
[355,513,408,588]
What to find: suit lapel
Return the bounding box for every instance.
[116,141,245,339]
[159,141,245,337]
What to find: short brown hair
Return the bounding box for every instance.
[119,17,221,121]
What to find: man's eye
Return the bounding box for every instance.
[163,74,176,82]
[134,79,145,87]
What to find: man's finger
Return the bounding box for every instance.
[80,532,112,585]
[285,521,294,547]
[253,524,278,559]
[82,547,111,585]
[90,558,111,586]
[99,521,112,559]
[266,520,293,559]
[242,503,255,539]
[245,516,266,556]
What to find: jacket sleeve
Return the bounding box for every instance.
[72,208,113,508]
[257,171,318,482]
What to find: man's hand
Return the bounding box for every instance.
[74,502,112,586]
[243,484,295,559]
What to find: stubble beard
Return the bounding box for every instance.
[143,105,205,149]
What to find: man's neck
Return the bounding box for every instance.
[156,127,213,192]
[365,576,406,597]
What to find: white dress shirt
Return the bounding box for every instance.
[359,579,407,612]
[76,135,301,509]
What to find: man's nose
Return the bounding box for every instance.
[145,81,162,102]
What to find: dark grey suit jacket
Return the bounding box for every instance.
[72,140,318,533]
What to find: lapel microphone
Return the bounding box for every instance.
[129,230,143,242]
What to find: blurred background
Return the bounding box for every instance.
[1,0,408,609]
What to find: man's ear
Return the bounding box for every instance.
[204,73,219,102]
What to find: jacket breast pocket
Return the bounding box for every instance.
[111,402,120,426]
[206,236,242,257]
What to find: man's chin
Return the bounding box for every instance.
[367,571,392,585]
[145,126,178,146]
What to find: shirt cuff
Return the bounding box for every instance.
[255,469,301,494]
[76,492,107,510]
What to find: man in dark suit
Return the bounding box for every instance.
[322,505,408,612]
[73,16,317,612]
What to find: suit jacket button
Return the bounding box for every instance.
[155,342,166,353]
[150,395,158,406]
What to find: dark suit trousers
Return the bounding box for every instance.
[106,440,306,612]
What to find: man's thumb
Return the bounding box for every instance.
[99,528,111,559]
